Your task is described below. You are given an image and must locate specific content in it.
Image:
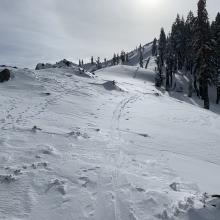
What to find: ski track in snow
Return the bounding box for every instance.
[0,61,220,220]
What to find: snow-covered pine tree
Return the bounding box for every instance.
[121,51,126,63]
[185,11,196,97]
[158,28,166,66]
[194,0,215,109]
[170,14,187,70]
[211,13,220,104]
[165,35,175,90]
[113,53,117,65]
[185,11,196,73]
[126,53,129,62]
[116,54,120,64]
[139,50,144,68]
[139,44,142,52]
[155,28,166,87]
[152,38,157,56]
[96,57,101,69]
[155,55,163,87]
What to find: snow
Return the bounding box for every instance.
[0,62,220,220]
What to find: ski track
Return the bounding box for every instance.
[95,93,150,220]
[1,64,220,220]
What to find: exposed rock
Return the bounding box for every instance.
[0,69,11,82]
[35,59,77,70]
[35,63,53,70]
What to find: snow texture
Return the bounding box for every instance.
[0,51,220,220]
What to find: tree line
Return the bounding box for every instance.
[153,0,220,109]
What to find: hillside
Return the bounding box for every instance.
[0,63,220,220]
[82,42,152,73]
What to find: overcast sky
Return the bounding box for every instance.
[0,0,219,68]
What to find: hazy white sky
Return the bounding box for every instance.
[0,0,219,68]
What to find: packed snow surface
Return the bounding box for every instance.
[0,64,220,220]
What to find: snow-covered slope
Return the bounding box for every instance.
[126,43,152,67]
[83,42,153,72]
[0,65,220,220]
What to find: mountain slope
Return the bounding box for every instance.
[0,65,220,220]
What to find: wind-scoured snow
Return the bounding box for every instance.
[0,63,220,220]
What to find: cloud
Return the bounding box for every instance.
[0,0,219,68]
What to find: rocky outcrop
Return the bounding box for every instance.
[0,69,11,82]
[35,63,53,70]
[35,59,76,70]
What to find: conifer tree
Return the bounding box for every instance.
[185,11,196,73]
[96,57,101,69]
[116,54,120,64]
[126,53,129,62]
[185,11,196,97]
[170,14,187,70]
[211,13,220,104]
[194,0,214,109]
[152,38,157,56]
[91,56,94,65]
[113,54,117,65]
[139,50,144,68]
[165,35,175,89]
[120,51,126,63]
[139,44,142,52]
[158,28,166,66]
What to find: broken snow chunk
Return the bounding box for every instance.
[136,187,145,192]
[13,169,22,175]
[46,179,66,195]
[169,182,179,192]
[41,145,56,155]
[38,162,48,168]
[0,174,17,183]
[31,164,37,169]
[31,125,42,132]
[67,130,89,139]
[31,162,48,169]
[22,165,27,169]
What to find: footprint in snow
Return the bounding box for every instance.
[82,167,100,173]
[79,176,97,188]
[31,162,48,169]
[4,166,23,176]
[138,133,149,138]
[136,187,145,192]
[153,92,161,97]
[40,145,57,155]
[46,179,66,195]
